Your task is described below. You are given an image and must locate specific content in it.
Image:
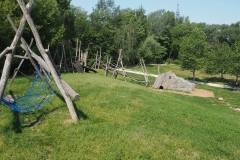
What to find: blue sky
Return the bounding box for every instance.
[71,0,240,25]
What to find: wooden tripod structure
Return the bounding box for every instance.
[0,0,78,122]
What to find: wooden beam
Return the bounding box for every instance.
[13,55,29,59]
[17,0,78,122]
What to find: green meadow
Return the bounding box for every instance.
[1,65,240,159]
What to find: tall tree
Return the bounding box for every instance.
[170,22,196,59]
[137,36,167,63]
[147,10,175,59]
[179,27,207,81]
[30,0,64,46]
[89,0,118,60]
[114,7,150,64]
[203,24,221,49]
[205,42,232,79]
[229,41,240,82]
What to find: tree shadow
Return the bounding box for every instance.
[203,77,235,85]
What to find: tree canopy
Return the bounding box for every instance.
[1,0,240,80]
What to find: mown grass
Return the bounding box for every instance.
[1,68,240,159]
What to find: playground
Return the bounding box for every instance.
[1,1,240,159]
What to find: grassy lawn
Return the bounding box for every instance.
[1,67,240,159]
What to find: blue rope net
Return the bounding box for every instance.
[1,70,58,113]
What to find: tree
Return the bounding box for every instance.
[205,42,232,79]
[179,27,207,81]
[137,36,167,63]
[30,0,64,46]
[147,10,175,59]
[229,41,240,82]
[89,0,118,60]
[0,0,20,51]
[114,7,150,64]
[203,24,221,49]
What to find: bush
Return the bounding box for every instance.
[166,58,173,64]
[173,59,181,65]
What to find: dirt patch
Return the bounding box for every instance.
[152,88,214,98]
[63,119,76,124]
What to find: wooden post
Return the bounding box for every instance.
[78,41,82,61]
[0,1,34,103]
[140,59,149,86]
[45,46,61,76]
[105,56,109,76]
[17,0,78,122]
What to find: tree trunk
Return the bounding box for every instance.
[221,71,224,80]
[192,68,196,82]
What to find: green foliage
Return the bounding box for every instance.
[114,7,151,64]
[203,24,221,49]
[170,22,197,59]
[147,10,176,59]
[31,0,63,46]
[229,41,240,81]
[205,43,233,79]
[148,10,175,37]
[137,36,167,63]
[179,27,207,80]
[0,0,21,50]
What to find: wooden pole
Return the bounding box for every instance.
[98,48,101,70]
[95,51,98,70]
[0,47,12,60]
[45,45,61,76]
[17,0,78,121]
[13,54,29,59]
[140,59,149,86]
[104,56,109,76]
[0,1,34,103]
[75,38,78,61]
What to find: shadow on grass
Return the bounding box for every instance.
[203,77,235,85]
[186,76,235,85]
[11,107,63,134]
[12,111,22,133]
[56,93,88,120]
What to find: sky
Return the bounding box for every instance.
[70,0,240,25]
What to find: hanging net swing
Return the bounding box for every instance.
[1,66,58,113]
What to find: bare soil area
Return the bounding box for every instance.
[152,88,215,98]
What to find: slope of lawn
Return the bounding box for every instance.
[0,70,240,159]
